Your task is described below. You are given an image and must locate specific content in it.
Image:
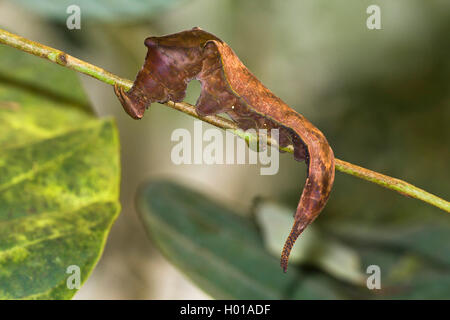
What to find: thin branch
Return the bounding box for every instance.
[0,28,448,213]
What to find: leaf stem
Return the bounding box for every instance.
[0,28,448,213]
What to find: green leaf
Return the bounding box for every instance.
[13,0,189,22]
[0,44,120,299]
[137,180,342,299]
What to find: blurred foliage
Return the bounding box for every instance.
[0,44,121,299]
[13,0,188,23]
[137,180,341,299]
[138,180,450,299]
[255,201,365,285]
[327,222,450,299]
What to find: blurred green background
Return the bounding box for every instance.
[1,0,448,299]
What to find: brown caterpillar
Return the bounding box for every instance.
[114,28,335,272]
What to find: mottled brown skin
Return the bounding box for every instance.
[114,28,335,272]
